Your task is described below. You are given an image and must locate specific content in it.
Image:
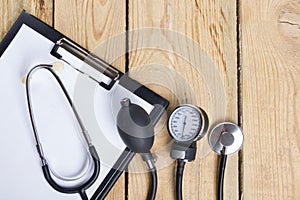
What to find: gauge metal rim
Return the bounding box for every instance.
[208,122,244,155]
[167,104,206,142]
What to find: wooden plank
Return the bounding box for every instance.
[241,0,300,199]
[0,0,53,40]
[54,0,126,199]
[128,0,238,199]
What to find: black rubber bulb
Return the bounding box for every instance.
[117,98,154,153]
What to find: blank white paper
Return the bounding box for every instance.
[0,24,153,199]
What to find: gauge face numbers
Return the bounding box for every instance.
[168,105,202,142]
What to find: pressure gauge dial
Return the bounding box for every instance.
[168,104,208,142]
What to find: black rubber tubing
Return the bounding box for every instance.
[218,154,227,200]
[176,160,186,200]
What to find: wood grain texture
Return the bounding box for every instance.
[54,0,126,199]
[0,0,53,40]
[128,0,238,199]
[241,0,300,199]
[5,0,299,199]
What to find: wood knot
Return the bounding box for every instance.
[277,2,300,44]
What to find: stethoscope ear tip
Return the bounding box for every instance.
[208,122,244,155]
[22,75,27,84]
[52,62,64,72]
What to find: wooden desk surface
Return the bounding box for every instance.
[1,0,299,199]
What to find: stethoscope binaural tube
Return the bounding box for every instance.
[25,64,100,200]
[41,146,100,200]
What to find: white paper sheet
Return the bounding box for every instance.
[0,24,153,199]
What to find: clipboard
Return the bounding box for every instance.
[0,11,168,200]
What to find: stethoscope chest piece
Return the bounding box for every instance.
[209,122,244,155]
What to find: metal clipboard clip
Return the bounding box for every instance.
[51,38,120,90]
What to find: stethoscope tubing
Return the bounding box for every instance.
[218,154,227,200]
[25,64,100,199]
[42,146,100,195]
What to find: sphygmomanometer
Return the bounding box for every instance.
[115,101,244,200]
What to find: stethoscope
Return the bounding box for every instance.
[25,64,100,200]
[25,64,157,200]
[208,122,244,200]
